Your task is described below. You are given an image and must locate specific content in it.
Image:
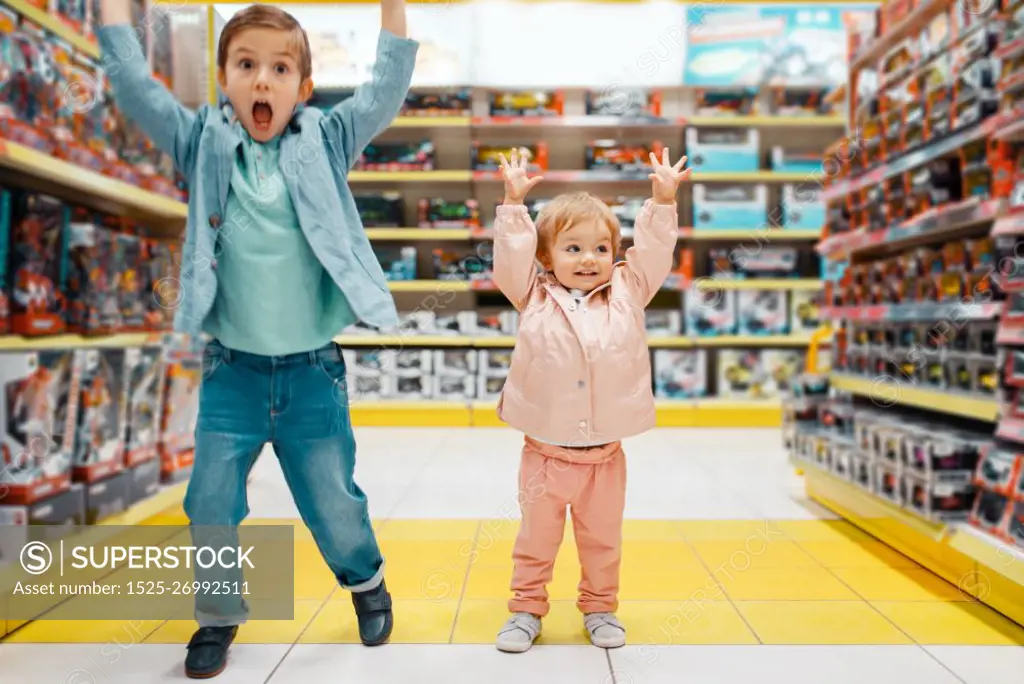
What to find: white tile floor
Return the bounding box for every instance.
[2,427,1022,683]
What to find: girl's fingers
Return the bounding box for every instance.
[649,151,659,168]
[662,147,670,167]
[499,153,509,172]
[673,155,688,172]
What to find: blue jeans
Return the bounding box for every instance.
[183,339,385,627]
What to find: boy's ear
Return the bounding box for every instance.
[217,67,227,91]
[298,77,314,103]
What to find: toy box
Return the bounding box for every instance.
[685,128,759,173]
[789,290,821,333]
[709,246,799,279]
[0,483,85,570]
[125,455,160,506]
[0,188,11,334]
[391,374,432,399]
[65,215,121,335]
[685,288,737,336]
[354,193,404,227]
[586,88,662,118]
[645,309,681,337]
[586,140,664,174]
[653,349,706,398]
[692,184,768,230]
[158,351,200,483]
[693,88,757,116]
[117,232,146,330]
[355,140,435,171]
[142,239,176,330]
[488,90,564,117]
[781,184,826,230]
[402,89,472,117]
[9,192,68,336]
[375,246,417,280]
[718,349,774,399]
[459,308,518,336]
[123,346,165,467]
[762,349,805,394]
[770,147,821,174]
[393,349,432,376]
[479,349,513,376]
[0,15,57,153]
[71,348,128,483]
[478,374,505,401]
[433,247,491,281]
[0,350,79,505]
[737,290,789,335]
[434,349,477,375]
[472,142,549,173]
[417,198,480,229]
[433,374,475,400]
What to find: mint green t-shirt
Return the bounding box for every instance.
[205,128,356,356]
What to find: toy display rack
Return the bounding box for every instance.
[790,0,1024,629]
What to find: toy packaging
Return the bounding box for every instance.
[789,290,821,333]
[141,239,176,330]
[770,147,822,174]
[355,193,405,227]
[586,140,665,174]
[717,349,775,399]
[375,246,417,281]
[693,88,757,116]
[0,14,57,153]
[685,128,759,172]
[0,483,86,570]
[645,309,682,337]
[692,184,768,230]
[472,142,549,172]
[653,349,707,399]
[685,287,737,336]
[402,89,472,117]
[488,90,564,117]
[770,86,832,116]
[118,232,146,330]
[355,140,435,171]
[0,188,11,334]
[433,247,491,281]
[737,290,789,335]
[417,198,481,228]
[158,351,201,483]
[709,246,799,280]
[585,88,662,118]
[781,184,826,230]
[9,192,69,336]
[762,350,804,393]
[0,350,79,505]
[65,214,121,335]
[71,348,128,483]
[123,346,165,467]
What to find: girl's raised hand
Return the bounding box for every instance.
[648,149,690,204]
[500,149,543,204]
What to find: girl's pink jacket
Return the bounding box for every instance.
[491,199,679,455]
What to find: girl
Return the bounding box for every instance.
[491,149,689,652]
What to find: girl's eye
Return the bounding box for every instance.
[275,64,289,75]
[239,59,253,70]
[597,245,609,252]
[567,245,579,252]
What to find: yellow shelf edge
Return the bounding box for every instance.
[365,228,472,240]
[333,334,821,348]
[687,116,845,127]
[0,140,188,222]
[829,373,999,422]
[3,0,100,58]
[0,333,165,350]
[391,117,471,128]
[949,526,1024,587]
[350,171,472,182]
[386,280,472,292]
[695,278,823,291]
[692,171,810,182]
[690,229,821,240]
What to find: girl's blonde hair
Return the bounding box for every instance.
[534,192,622,263]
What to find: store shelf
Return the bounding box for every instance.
[0,333,166,350]
[334,333,823,349]
[471,115,682,128]
[2,0,99,58]
[829,373,999,422]
[820,301,1001,324]
[691,171,811,183]
[364,228,472,240]
[695,278,823,291]
[804,463,1024,626]
[848,0,954,73]
[686,115,845,127]
[687,229,821,240]
[0,140,188,229]
[349,171,472,182]
[386,280,472,292]
[391,117,472,128]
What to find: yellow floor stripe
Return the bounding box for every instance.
[5,517,1023,646]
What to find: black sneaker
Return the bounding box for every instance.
[351,579,393,646]
[185,625,237,679]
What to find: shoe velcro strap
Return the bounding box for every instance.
[353,589,392,613]
[187,628,234,650]
[501,615,540,639]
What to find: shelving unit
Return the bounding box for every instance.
[787,0,1024,631]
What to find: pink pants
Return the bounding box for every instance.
[508,437,626,617]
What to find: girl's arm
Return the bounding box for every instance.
[492,150,544,311]
[623,150,690,304]
[622,200,679,305]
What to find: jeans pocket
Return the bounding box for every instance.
[201,350,224,381]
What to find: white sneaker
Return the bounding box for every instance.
[496,612,541,653]
[584,612,625,648]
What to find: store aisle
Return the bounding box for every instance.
[3,427,1024,683]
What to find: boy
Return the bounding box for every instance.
[97,0,418,678]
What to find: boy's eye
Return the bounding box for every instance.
[239,59,253,70]
[275,64,289,75]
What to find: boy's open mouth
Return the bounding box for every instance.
[252,99,273,131]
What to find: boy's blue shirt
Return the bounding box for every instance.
[97,23,419,350]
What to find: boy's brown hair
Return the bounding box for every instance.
[534,192,622,263]
[217,5,313,81]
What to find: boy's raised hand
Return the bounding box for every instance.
[649,149,690,204]
[500,149,543,205]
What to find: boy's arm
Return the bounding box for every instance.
[492,203,540,312]
[97,0,202,175]
[321,0,419,171]
[622,199,679,305]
